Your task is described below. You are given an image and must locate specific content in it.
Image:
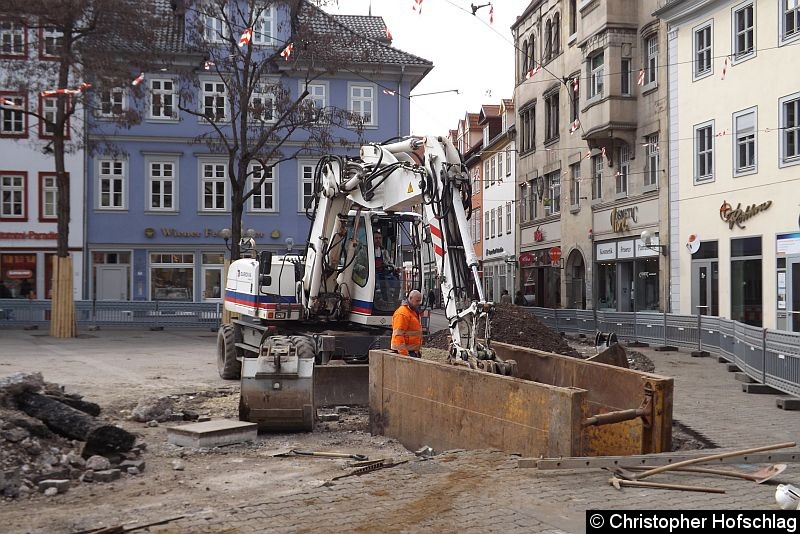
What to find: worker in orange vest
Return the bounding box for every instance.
[391,289,423,358]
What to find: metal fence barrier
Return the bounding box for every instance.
[522,305,800,399]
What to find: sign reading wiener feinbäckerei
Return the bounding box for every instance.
[777,232,800,256]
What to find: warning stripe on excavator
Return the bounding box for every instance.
[224,290,301,310]
[429,225,444,257]
[350,298,373,315]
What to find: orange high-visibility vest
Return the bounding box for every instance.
[391,304,422,355]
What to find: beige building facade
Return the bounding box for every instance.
[512,0,670,311]
[657,0,800,331]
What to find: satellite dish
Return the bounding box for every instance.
[686,234,700,254]
[640,229,654,245]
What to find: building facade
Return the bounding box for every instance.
[656,0,800,331]
[0,20,85,301]
[512,0,669,311]
[85,1,431,302]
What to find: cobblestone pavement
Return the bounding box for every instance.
[150,347,799,533]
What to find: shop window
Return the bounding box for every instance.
[731,236,762,326]
[597,262,616,310]
[150,253,194,301]
[202,253,224,300]
[0,253,36,299]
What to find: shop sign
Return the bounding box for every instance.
[635,237,659,257]
[549,247,562,263]
[6,269,33,279]
[617,240,635,259]
[719,200,772,230]
[486,247,505,256]
[777,232,800,257]
[534,227,544,242]
[0,231,58,240]
[610,206,638,233]
[155,228,266,238]
[519,252,535,267]
[596,243,616,260]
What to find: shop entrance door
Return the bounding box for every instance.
[96,266,128,301]
[202,266,222,301]
[618,262,634,312]
[691,260,719,316]
[788,258,800,332]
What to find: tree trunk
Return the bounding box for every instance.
[15,391,135,455]
[49,256,76,338]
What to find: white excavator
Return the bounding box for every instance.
[218,135,516,431]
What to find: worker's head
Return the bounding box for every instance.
[408,289,423,310]
[373,229,383,247]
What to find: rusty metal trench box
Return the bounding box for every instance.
[369,342,673,458]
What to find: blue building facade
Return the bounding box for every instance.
[85,1,431,302]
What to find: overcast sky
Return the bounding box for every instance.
[324,0,531,136]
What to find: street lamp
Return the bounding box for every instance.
[640,230,668,256]
[219,228,256,252]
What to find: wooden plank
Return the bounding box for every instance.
[519,451,800,469]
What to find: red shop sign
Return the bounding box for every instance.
[519,252,534,267]
[549,247,562,263]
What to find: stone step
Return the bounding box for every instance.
[167,419,258,449]
[734,372,755,384]
[741,383,781,395]
[776,397,800,411]
[725,363,741,372]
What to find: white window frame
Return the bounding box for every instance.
[589,52,604,100]
[201,79,228,122]
[694,120,715,183]
[616,145,629,197]
[732,107,757,177]
[249,163,277,212]
[42,175,58,219]
[490,156,496,185]
[149,78,177,120]
[484,161,490,189]
[0,95,25,134]
[621,58,631,96]
[544,90,559,142]
[0,173,25,219]
[483,126,490,147]
[301,81,327,123]
[201,3,227,43]
[97,88,127,118]
[780,92,800,168]
[199,160,228,212]
[520,183,529,223]
[251,80,276,123]
[0,21,25,56]
[147,159,178,212]
[484,210,490,240]
[693,22,713,80]
[299,162,315,212]
[497,152,503,180]
[253,4,276,46]
[644,35,658,87]
[490,208,496,238]
[570,163,581,207]
[42,26,63,57]
[506,201,512,233]
[505,148,511,175]
[349,83,375,126]
[644,133,659,189]
[732,2,755,62]
[97,159,127,210]
[592,155,603,201]
[497,205,503,235]
[41,96,58,136]
[780,0,800,44]
[547,172,560,215]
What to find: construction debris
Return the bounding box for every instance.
[523,449,800,469]
[608,475,725,494]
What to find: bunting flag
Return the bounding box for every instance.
[204,60,215,70]
[601,147,607,161]
[412,0,423,14]
[572,77,579,93]
[132,73,145,86]
[637,68,645,86]
[238,27,253,47]
[525,65,541,79]
[382,89,396,96]
[384,26,392,40]
[715,129,727,137]
[489,5,494,24]
[280,42,294,61]
[484,89,492,97]
[0,97,20,108]
[569,119,580,134]
[721,56,729,80]
[584,150,592,159]
[40,83,91,97]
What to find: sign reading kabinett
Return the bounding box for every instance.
[719,200,772,230]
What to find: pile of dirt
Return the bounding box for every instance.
[426,304,580,358]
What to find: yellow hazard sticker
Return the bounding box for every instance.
[407,182,413,193]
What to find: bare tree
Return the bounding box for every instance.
[180,0,376,260]
[2,0,165,337]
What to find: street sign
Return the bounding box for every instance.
[549,247,562,264]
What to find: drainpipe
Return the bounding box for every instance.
[398,64,405,137]
[82,101,89,300]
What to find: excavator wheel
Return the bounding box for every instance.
[217,324,241,380]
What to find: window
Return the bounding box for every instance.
[733,3,754,59]
[621,58,631,96]
[616,145,629,196]
[251,81,276,123]
[303,82,326,122]
[520,183,529,223]
[97,88,126,118]
[782,0,800,42]
[552,14,560,56]
[475,210,482,242]
[505,148,511,175]
[39,95,71,138]
[519,105,535,152]
[645,35,658,85]
[506,202,512,233]
[570,73,580,121]
[0,94,25,136]
[490,208,496,238]
[589,52,604,99]
[484,161,490,189]
[694,24,712,78]
[250,163,276,212]
[645,133,659,187]
[569,163,580,206]
[201,162,227,211]
[592,155,602,200]
[730,236,762,327]
[202,81,227,121]
[41,27,63,57]
[547,172,560,215]
[0,21,25,57]
[98,160,126,209]
[484,210,490,240]
[490,156,496,185]
[520,38,529,80]
[148,161,176,211]
[472,168,479,191]
[40,173,58,221]
[544,91,559,142]
[299,163,315,211]
[545,20,552,62]
[497,152,503,180]
[350,85,374,126]
[497,205,503,235]
[569,0,577,35]
[694,122,714,182]
[150,253,194,302]
[201,3,226,43]
[781,93,800,165]
[0,173,25,220]
[149,79,176,119]
[253,5,275,45]
[527,179,537,220]
[733,108,756,175]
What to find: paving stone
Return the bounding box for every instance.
[167,420,257,448]
[93,469,121,483]
[38,479,70,494]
